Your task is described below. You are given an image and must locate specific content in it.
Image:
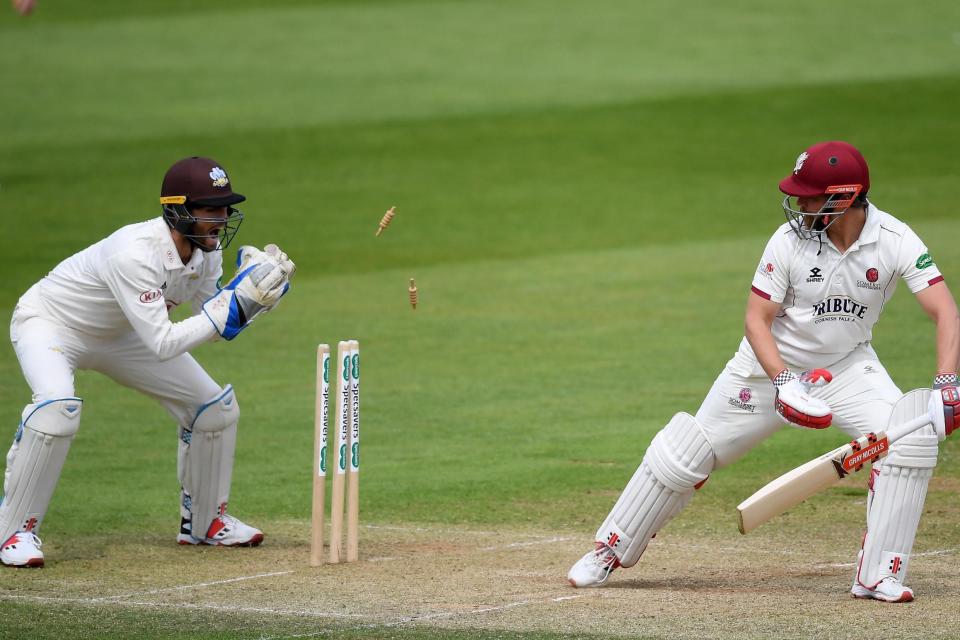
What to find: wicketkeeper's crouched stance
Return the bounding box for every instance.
[0,157,296,567]
[568,142,960,602]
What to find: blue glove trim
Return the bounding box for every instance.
[224,264,257,291]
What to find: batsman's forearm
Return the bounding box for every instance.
[935,311,960,374]
[745,318,787,381]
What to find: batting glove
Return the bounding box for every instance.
[930,373,960,441]
[773,368,833,429]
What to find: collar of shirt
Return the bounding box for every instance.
[154,217,204,271]
[822,203,881,255]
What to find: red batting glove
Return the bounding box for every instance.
[773,369,833,429]
[799,368,833,387]
[933,374,960,438]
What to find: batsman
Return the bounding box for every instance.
[568,142,960,602]
[1,156,296,567]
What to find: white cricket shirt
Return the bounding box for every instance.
[741,203,942,371]
[27,217,222,360]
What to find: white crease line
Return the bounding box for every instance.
[364,523,500,536]
[394,593,588,625]
[3,589,589,640]
[915,548,959,558]
[258,593,590,639]
[91,570,294,601]
[0,593,365,619]
[813,548,957,569]
[481,536,575,551]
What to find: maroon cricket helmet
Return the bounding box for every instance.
[159,156,245,252]
[161,156,245,207]
[779,141,870,198]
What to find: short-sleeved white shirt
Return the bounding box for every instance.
[740,203,942,371]
[26,217,221,360]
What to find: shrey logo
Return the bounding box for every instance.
[842,437,888,472]
[866,268,879,282]
[209,167,229,187]
[793,151,809,174]
[739,388,752,403]
[139,289,163,303]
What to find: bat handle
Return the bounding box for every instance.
[885,414,932,444]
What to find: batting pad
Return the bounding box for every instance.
[596,413,715,567]
[180,385,239,539]
[857,389,937,588]
[0,398,82,542]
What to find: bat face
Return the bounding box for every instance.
[737,432,892,534]
[834,432,889,476]
[737,389,931,535]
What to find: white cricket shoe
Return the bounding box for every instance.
[1,531,44,568]
[177,514,264,547]
[567,542,621,587]
[851,576,914,603]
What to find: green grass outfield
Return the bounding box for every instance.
[1,1,960,638]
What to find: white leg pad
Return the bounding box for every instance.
[595,413,715,567]
[179,386,239,539]
[0,399,82,541]
[856,425,937,589]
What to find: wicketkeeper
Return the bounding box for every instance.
[1,156,295,567]
[568,142,960,602]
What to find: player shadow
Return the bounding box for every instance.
[614,576,743,591]
[612,570,836,592]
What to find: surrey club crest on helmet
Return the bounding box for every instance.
[209,167,229,187]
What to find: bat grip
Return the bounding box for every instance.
[885,414,932,444]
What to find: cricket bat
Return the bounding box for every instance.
[737,397,932,534]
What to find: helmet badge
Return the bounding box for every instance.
[793,151,808,175]
[209,167,229,188]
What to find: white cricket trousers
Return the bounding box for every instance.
[10,287,220,425]
[695,344,903,469]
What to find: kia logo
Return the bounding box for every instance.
[139,289,163,304]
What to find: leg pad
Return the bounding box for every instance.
[0,399,82,541]
[595,413,714,567]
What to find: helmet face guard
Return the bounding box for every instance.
[161,196,244,252]
[781,183,863,240]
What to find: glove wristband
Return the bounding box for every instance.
[773,369,796,388]
[934,373,959,389]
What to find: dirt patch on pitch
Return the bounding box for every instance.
[4,519,960,639]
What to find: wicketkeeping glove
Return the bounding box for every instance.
[202,244,295,340]
[930,373,960,441]
[773,368,833,429]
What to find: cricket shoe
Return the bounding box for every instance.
[851,576,914,603]
[177,514,264,547]
[1,531,44,568]
[567,542,621,587]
